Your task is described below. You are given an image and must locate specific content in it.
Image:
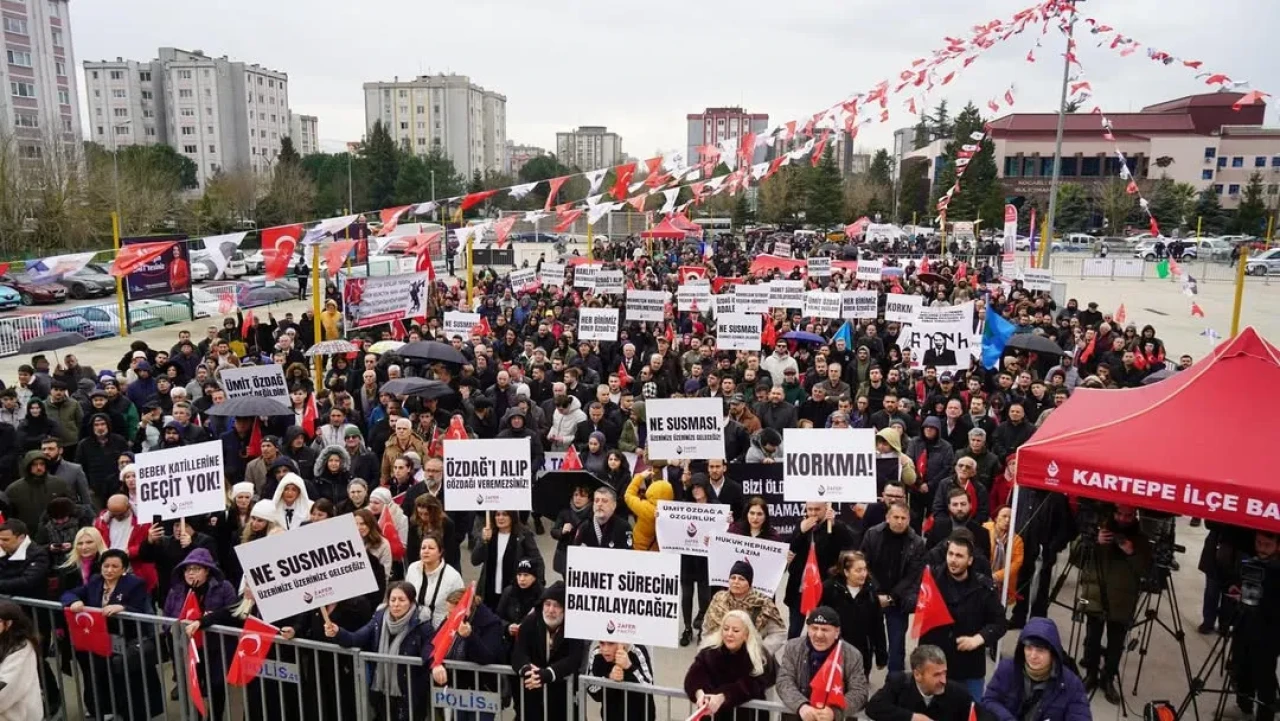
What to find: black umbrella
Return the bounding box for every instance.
[1141,367,1177,385]
[243,286,294,306]
[205,396,294,417]
[397,340,467,364]
[380,377,456,399]
[533,470,605,518]
[916,272,952,287]
[19,331,86,354]
[1004,333,1066,356]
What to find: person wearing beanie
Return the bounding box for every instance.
[776,605,869,720]
[511,580,585,721]
[496,554,545,645]
[249,499,281,531]
[701,560,788,656]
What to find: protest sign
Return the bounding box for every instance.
[900,301,975,374]
[677,281,712,313]
[884,293,922,324]
[645,397,725,460]
[728,464,803,537]
[235,515,380,623]
[442,311,482,339]
[783,428,877,502]
[577,308,620,341]
[842,290,879,320]
[508,268,537,292]
[1021,267,1053,292]
[654,501,730,557]
[734,284,771,314]
[715,312,760,351]
[804,291,842,319]
[443,438,532,511]
[573,263,599,290]
[539,262,566,287]
[625,290,669,323]
[135,440,226,521]
[707,533,790,593]
[219,365,289,405]
[774,241,792,257]
[808,257,831,278]
[713,292,736,316]
[856,258,884,282]
[565,546,681,648]
[768,279,804,310]
[342,272,430,328]
[595,269,625,295]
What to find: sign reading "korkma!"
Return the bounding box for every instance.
[783,428,878,502]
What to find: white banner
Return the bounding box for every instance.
[654,501,730,557]
[644,397,725,461]
[1002,204,1018,257]
[734,284,771,315]
[574,263,600,290]
[856,258,884,282]
[577,308,620,342]
[713,292,736,316]
[342,272,430,329]
[807,257,831,278]
[841,290,879,320]
[219,365,289,405]
[442,311,482,338]
[803,290,842,319]
[783,428,877,502]
[595,269,625,295]
[565,546,681,648]
[508,268,538,292]
[715,312,761,351]
[235,515,380,623]
[539,262,566,287]
[135,440,226,521]
[774,241,792,257]
[398,256,418,275]
[865,223,902,242]
[707,532,790,593]
[768,279,804,310]
[1021,267,1053,292]
[677,281,712,313]
[883,293,922,324]
[443,438,532,511]
[625,290,669,323]
[202,232,247,280]
[901,301,975,374]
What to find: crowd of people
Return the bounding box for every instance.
[0,230,1271,721]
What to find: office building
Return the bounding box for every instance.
[772,130,866,176]
[687,107,769,165]
[555,126,623,170]
[362,73,506,178]
[1,0,80,159]
[289,112,319,156]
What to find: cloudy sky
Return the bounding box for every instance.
[73,0,1275,160]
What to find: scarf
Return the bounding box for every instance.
[992,531,1008,578]
[719,590,786,633]
[372,605,419,697]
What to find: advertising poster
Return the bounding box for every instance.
[124,234,191,300]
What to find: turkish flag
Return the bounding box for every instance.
[64,607,112,657]
[444,415,469,441]
[378,206,413,236]
[808,639,847,710]
[910,567,955,639]
[302,393,318,438]
[616,362,631,388]
[111,242,177,277]
[679,266,708,283]
[226,617,279,686]
[460,190,499,212]
[262,224,303,281]
[1191,302,1205,318]
[428,427,444,459]
[800,544,823,616]
[1115,303,1127,325]
[246,418,263,460]
[179,590,204,647]
[390,319,407,341]
[325,240,357,277]
[187,638,206,717]
[561,444,584,471]
[760,316,777,349]
[430,582,476,668]
[474,315,492,338]
[611,162,637,201]
[381,506,405,561]
[492,216,517,248]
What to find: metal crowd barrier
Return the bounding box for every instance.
[1048,255,1270,284]
[581,674,788,721]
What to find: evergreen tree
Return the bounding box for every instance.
[468,169,484,194]
[931,103,999,223]
[1193,187,1228,235]
[732,194,751,228]
[1235,172,1267,235]
[804,147,845,226]
[1146,177,1196,232]
[931,100,952,139]
[897,158,930,224]
[363,121,399,211]
[912,117,930,150]
[1054,183,1091,232]
[868,149,893,186]
[278,137,301,167]
[393,154,431,206]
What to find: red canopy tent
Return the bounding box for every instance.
[1014,326,1280,531]
[640,218,691,239]
[670,214,703,235]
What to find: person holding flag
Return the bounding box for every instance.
[162,548,238,720]
[431,586,506,721]
[785,502,859,637]
[776,606,869,721]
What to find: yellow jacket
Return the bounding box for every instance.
[624,472,673,551]
[320,309,343,340]
[984,521,1024,604]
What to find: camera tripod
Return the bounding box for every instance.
[1126,570,1195,710]
[1175,619,1236,721]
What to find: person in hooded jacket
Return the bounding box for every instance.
[343,426,381,484]
[138,516,218,597]
[271,472,314,531]
[282,425,319,482]
[906,417,955,529]
[744,427,783,463]
[125,361,159,409]
[16,400,58,456]
[982,618,1091,721]
[624,468,675,552]
[162,548,238,721]
[511,582,585,721]
[76,412,129,503]
[6,452,71,529]
[312,445,353,503]
[496,406,545,475]
[495,558,543,652]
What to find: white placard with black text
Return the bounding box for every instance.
[783,428,878,502]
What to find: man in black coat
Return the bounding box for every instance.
[572,484,631,550]
[785,503,858,636]
[511,582,586,721]
[704,458,744,520]
[867,644,984,721]
[861,503,927,675]
[74,413,130,504]
[573,402,621,451]
[0,519,52,598]
[919,530,1007,700]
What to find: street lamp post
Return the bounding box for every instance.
[1040,2,1080,268]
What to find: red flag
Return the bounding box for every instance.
[610,162,637,201]
[428,427,444,459]
[1232,90,1269,110]
[324,239,357,277]
[1191,302,1205,318]
[808,639,847,710]
[1004,89,1016,106]
[627,195,647,213]
[955,261,968,281]
[241,310,256,340]
[910,567,955,639]
[664,323,674,345]
[226,617,278,686]
[616,362,632,388]
[262,224,304,281]
[492,216,518,248]
[110,242,178,277]
[760,316,777,349]
[1169,258,1182,277]
[0,262,10,277]
[1149,217,1161,237]
[444,415,468,441]
[460,190,499,212]
[919,256,931,275]
[380,506,406,561]
[988,100,1000,113]
[554,209,584,233]
[64,607,112,657]
[377,206,413,236]
[1115,303,1127,325]
[302,393,318,438]
[679,266,709,283]
[800,544,823,616]
[1126,181,1139,195]
[685,701,712,721]
[545,176,570,211]
[179,590,205,646]
[474,315,492,338]
[187,638,206,717]
[811,131,831,167]
[246,418,263,459]
[431,582,476,668]
[390,319,407,341]
[561,444,584,471]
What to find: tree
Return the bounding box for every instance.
[1235,172,1267,235]
[83,142,187,236]
[804,148,845,226]
[931,100,952,139]
[867,149,893,186]
[278,137,301,168]
[1192,187,1228,235]
[362,121,399,211]
[1146,177,1196,232]
[203,169,261,228]
[393,153,431,207]
[758,166,802,224]
[897,158,930,224]
[1097,178,1137,235]
[912,116,930,150]
[843,175,890,221]
[732,194,751,228]
[931,102,1000,224]
[1054,183,1091,232]
[256,162,316,228]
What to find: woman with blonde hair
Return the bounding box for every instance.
[55,526,107,594]
[683,609,777,721]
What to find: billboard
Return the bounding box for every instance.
[123,234,191,300]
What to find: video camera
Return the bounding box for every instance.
[1239,558,1266,608]
[1137,509,1185,592]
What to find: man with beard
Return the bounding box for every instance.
[81,390,127,439]
[927,488,992,569]
[572,483,631,550]
[930,457,990,525]
[74,414,129,504]
[101,378,139,439]
[920,530,1007,701]
[1079,505,1151,704]
[39,437,92,511]
[511,582,585,721]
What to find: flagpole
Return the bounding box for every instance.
[312,245,323,379]
[111,212,128,337]
[1230,252,1246,336]
[1040,1,1080,268]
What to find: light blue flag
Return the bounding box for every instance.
[833,320,855,348]
[981,304,1017,369]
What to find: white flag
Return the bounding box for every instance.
[509,182,537,200]
[585,169,608,194]
[660,189,679,215]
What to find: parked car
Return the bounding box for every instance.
[1180,238,1233,261]
[57,267,116,299]
[0,272,67,305]
[191,249,247,279]
[1051,233,1095,252]
[1247,248,1280,276]
[0,285,20,312]
[43,306,165,339]
[163,288,225,319]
